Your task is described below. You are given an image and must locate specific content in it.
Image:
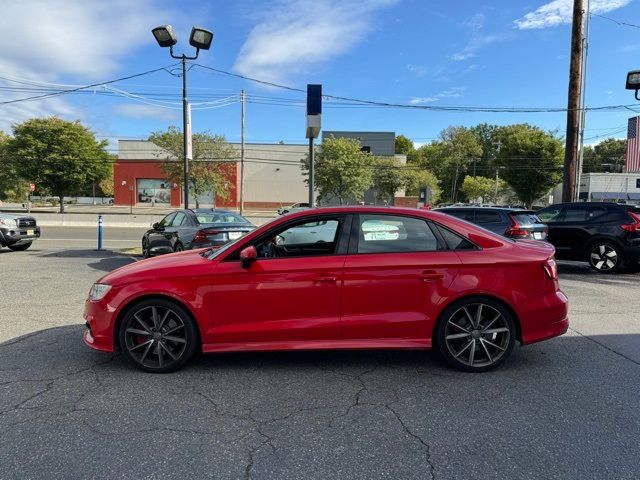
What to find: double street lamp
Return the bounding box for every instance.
[152,25,213,209]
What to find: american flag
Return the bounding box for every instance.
[626,116,640,173]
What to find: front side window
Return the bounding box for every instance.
[159,212,176,228]
[254,218,341,258]
[172,212,186,227]
[357,215,439,254]
[563,206,588,222]
[537,206,563,223]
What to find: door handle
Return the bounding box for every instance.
[419,271,444,282]
[314,276,337,284]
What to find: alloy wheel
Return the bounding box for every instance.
[444,303,511,368]
[123,305,188,370]
[589,244,618,272]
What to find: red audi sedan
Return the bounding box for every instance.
[83,207,568,373]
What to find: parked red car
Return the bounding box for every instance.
[84,206,568,373]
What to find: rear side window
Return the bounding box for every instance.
[563,206,588,222]
[436,226,477,251]
[587,207,608,221]
[357,215,439,254]
[475,211,502,224]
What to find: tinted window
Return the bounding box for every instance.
[563,206,588,222]
[357,215,439,254]
[443,209,474,221]
[475,211,502,223]
[587,207,608,221]
[159,212,176,228]
[197,212,248,224]
[537,206,562,223]
[510,213,541,225]
[172,212,186,227]
[437,226,477,250]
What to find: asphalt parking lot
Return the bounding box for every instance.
[1,244,639,479]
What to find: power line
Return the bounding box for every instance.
[0,63,181,106]
[590,12,640,29]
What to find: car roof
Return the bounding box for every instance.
[434,206,528,213]
[191,208,238,214]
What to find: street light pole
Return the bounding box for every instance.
[152,25,214,210]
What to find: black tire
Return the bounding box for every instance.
[7,242,32,251]
[435,297,516,373]
[119,298,198,373]
[174,242,184,253]
[142,237,151,258]
[588,241,623,273]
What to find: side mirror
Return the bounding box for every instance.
[240,245,257,268]
[152,222,163,231]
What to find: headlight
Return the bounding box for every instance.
[88,283,112,301]
[0,218,17,227]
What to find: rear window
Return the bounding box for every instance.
[442,209,474,221]
[510,213,541,225]
[196,212,248,224]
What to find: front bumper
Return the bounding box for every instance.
[0,225,40,246]
[83,298,116,353]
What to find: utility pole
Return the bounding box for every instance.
[239,90,246,215]
[181,56,191,209]
[576,0,591,201]
[562,0,584,203]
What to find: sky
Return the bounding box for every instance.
[0,0,639,155]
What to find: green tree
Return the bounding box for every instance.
[494,124,564,208]
[372,157,408,203]
[595,138,626,172]
[149,126,236,208]
[395,134,414,155]
[6,118,110,213]
[99,164,114,197]
[302,136,374,204]
[404,169,441,204]
[459,175,508,204]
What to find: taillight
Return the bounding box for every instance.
[193,229,220,243]
[542,257,558,280]
[621,211,640,232]
[505,215,529,238]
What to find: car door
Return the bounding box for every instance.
[537,205,566,256]
[147,212,176,253]
[549,205,589,259]
[341,214,462,342]
[208,215,350,345]
[167,211,187,249]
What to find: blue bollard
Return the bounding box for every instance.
[97,215,103,251]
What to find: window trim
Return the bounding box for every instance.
[222,214,352,262]
[349,213,447,255]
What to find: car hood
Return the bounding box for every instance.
[0,212,34,220]
[99,249,213,286]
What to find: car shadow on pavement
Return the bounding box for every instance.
[36,249,137,272]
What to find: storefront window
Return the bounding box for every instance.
[137,179,171,204]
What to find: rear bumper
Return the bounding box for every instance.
[622,245,640,266]
[520,291,569,345]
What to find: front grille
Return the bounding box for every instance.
[18,218,36,228]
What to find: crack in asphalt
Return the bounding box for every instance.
[568,327,640,367]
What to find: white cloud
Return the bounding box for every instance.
[410,86,466,104]
[514,0,631,30]
[0,0,176,132]
[113,104,179,122]
[410,97,438,104]
[406,64,428,77]
[451,13,508,62]
[233,0,398,82]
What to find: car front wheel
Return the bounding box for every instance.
[436,297,516,372]
[588,242,622,273]
[142,238,150,258]
[119,299,198,373]
[7,242,32,251]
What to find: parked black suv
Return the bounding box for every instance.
[536,202,640,273]
[434,206,548,240]
[0,212,40,251]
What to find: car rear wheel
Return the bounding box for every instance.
[7,242,32,251]
[436,298,516,372]
[119,299,198,373]
[588,242,622,273]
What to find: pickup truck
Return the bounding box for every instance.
[0,212,40,251]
